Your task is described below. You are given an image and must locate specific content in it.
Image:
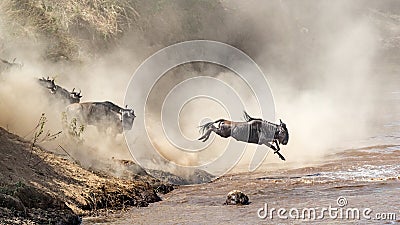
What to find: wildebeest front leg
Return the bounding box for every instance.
[273,139,280,151]
[264,142,277,151]
[258,132,285,161]
[273,140,285,161]
[264,142,285,161]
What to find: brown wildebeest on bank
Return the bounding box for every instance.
[38,77,82,105]
[65,101,136,134]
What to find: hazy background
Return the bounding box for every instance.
[0,0,398,174]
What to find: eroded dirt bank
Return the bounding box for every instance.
[0,127,173,224]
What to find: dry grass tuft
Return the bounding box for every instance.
[0,0,139,61]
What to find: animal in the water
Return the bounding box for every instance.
[65,101,136,134]
[38,77,82,104]
[225,190,250,205]
[198,111,289,160]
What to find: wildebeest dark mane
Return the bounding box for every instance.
[243,111,278,128]
[93,101,122,113]
[243,111,262,122]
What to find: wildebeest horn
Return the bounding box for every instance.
[72,88,75,93]
[77,89,82,98]
[125,105,128,108]
[279,119,282,124]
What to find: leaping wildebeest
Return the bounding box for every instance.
[65,101,136,134]
[38,77,82,104]
[198,111,289,160]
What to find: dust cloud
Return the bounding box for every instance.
[0,1,395,176]
[0,23,139,172]
[139,1,388,173]
[250,0,383,167]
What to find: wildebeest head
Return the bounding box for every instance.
[69,88,82,103]
[277,119,289,145]
[120,106,136,130]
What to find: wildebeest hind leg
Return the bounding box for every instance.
[198,129,213,142]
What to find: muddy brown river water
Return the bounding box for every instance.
[83,87,400,225]
[85,145,400,224]
[84,148,400,224]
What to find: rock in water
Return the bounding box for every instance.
[225,190,249,205]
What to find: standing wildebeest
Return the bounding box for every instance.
[198,111,289,161]
[38,77,82,104]
[65,101,136,134]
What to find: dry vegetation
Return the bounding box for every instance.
[0,0,140,61]
[0,126,172,224]
[0,0,224,62]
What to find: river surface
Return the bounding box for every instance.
[84,148,400,224]
[83,78,400,225]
